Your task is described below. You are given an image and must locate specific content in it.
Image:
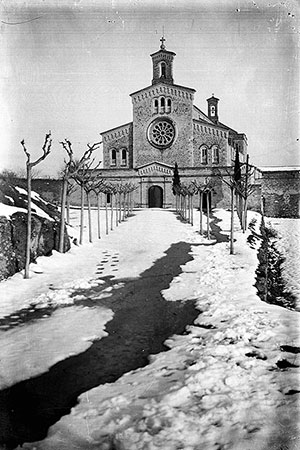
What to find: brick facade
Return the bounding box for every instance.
[98,39,248,209]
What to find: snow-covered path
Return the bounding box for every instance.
[0,208,203,391]
[2,208,294,450]
[0,207,299,450]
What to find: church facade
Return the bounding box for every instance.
[98,38,248,208]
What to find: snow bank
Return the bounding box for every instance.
[267,217,300,303]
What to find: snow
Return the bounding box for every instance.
[0,187,54,221]
[259,166,300,172]
[10,207,298,450]
[0,305,113,389]
[266,217,300,303]
[0,203,26,218]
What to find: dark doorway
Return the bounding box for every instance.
[148,186,163,208]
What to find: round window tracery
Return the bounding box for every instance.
[147,118,176,149]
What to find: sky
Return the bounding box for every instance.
[0,0,299,177]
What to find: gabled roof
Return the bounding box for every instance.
[130,82,196,97]
[193,105,214,125]
[100,122,132,136]
[136,161,174,170]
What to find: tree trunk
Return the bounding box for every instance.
[190,194,194,226]
[122,193,126,221]
[87,192,92,243]
[119,193,122,223]
[24,164,32,279]
[115,194,119,227]
[199,191,203,235]
[111,194,114,231]
[243,154,250,232]
[97,194,101,239]
[230,187,234,255]
[206,191,210,240]
[79,184,85,245]
[187,195,190,223]
[105,196,109,235]
[59,178,68,253]
[66,193,70,224]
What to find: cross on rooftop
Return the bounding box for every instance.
[160,36,166,49]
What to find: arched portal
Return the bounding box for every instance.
[148,186,163,208]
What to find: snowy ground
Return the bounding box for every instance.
[0,206,296,450]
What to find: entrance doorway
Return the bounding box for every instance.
[148,186,163,208]
[202,191,212,211]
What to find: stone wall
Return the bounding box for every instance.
[0,179,70,280]
[262,171,300,218]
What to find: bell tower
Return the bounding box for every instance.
[151,36,176,85]
[207,94,219,124]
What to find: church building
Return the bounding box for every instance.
[98,37,248,208]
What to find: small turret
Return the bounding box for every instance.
[207,94,219,123]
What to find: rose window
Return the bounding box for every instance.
[148,119,176,149]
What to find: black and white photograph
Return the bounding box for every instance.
[0,0,299,449]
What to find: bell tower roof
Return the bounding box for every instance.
[150,37,176,85]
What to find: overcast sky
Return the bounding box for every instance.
[0,0,299,177]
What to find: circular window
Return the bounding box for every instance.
[147,118,176,149]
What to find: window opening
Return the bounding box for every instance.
[166,98,171,113]
[111,149,116,166]
[212,146,219,164]
[121,148,127,166]
[201,146,208,164]
[160,62,166,78]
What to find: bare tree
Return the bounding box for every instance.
[92,179,106,239]
[192,178,215,237]
[20,132,52,278]
[59,140,101,248]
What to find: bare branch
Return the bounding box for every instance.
[20,139,30,163]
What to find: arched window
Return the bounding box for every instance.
[111,149,116,166]
[121,148,127,166]
[166,98,172,113]
[154,98,158,114]
[160,97,165,113]
[160,62,166,78]
[200,146,208,164]
[212,145,219,164]
[210,105,216,116]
